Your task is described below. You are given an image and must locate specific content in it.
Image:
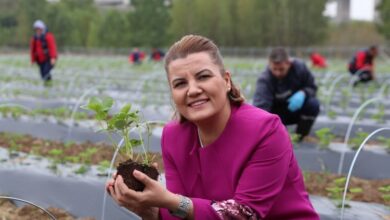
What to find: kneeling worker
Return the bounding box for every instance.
[253,47,320,141]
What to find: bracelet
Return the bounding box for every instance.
[169,194,191,218]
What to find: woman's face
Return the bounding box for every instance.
[167,52,231,123]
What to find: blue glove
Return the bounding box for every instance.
[287,91,305,112]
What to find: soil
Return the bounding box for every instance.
[117,159,159,191]
[0,132,164,172]
[304,172,390,206]
[1,132,390,206]
[0,198,94,220]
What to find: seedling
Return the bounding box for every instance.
[98,160,111,174]
[350,131,369,150]
[290,133,300,145]
[326,177,362,208]
[74,165,89,175]
[358,85,367,103]
[48,149,64,164]
[367,82,377,94]
[378,185,390,202]
[378,136,390,154]
[8,140,21,158]
[64,156,80,163]
[82,96,158,191]
[315,128,335,149]
[327,110,337,119]
[340,88,350,111]
[371,104,385,124]
[79,147,98,165]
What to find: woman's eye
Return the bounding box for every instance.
[173,81,186,88]
[198,74,210,80]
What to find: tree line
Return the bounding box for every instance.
[0,0,388,49]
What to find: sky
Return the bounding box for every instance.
[324,0,376,21]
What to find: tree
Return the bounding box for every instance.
[0,0,19,46]
[128,0,171,47]
[98,10,130,48]
[377,0,390,41]
[14,0,48,47]
[169,0,196,40]
[46,0,98,47]
[169,0,328,47]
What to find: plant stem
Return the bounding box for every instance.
[137,124,149,165]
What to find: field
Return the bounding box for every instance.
[1,53,390,219]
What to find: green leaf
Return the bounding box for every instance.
[326,187,343,193]
[114,118,127,130]
[349,188,363,193]
[383,194,390,202]
[84,97,103,113]
[48,149,63,156]
[102,97,114,111]
[129,139,142,147]
[96,111,108,121]
[378,185,390,192]
[120,104,131,114]
[334,177,346,186]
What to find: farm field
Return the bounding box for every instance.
[1,53,390,219]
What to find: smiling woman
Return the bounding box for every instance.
[106,35,320,220]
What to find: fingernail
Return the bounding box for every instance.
[133,170,141,176]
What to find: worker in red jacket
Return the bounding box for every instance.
[150,48,165,62]
[310,52,327,69]
[30,20,57,86]
[129,48,145,65]
[348,46,378,86]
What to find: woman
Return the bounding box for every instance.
[106,35,319,219]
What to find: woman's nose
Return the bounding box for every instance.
[187,81,202,97]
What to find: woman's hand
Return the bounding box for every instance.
[106,169,181,219]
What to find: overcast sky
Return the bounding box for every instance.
[325,0,376,21]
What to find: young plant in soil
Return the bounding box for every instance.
[350,131,369,150]
[327,110,337,119]
[8,140,21,158]
[97,160,111,176]
[287,128,300,146]
[371,104,385,124]
[378,185,390,203]
[340,88,350,111]
[378,136,390,154]
[325,177,362,208]
[315,128,334,149]
[83,97,158,191]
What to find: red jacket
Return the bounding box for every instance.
[310,53,327,68]
[348,50,374,73]
[30,32,57,64]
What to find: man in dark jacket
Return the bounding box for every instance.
[30,20,57,86]
[253,47,320,141]
[348,45,378,86]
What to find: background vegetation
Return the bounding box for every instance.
[0,0,388,49]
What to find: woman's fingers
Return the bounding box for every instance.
[115,175,138,198]
[133,170,152,186]
[106,177,116,195]
[112,172,117,179]
[108,185,116,200]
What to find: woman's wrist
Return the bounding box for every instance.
[161,191,193,219]
[162,190,182,210]
[138,207,159,220]
[169,195,192,218]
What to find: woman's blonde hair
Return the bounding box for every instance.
[164,35,245,122]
